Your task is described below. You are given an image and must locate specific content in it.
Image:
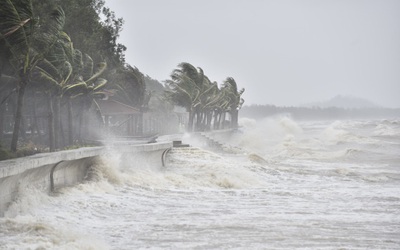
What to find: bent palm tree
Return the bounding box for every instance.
[32,34,73,150]
[165,73,200,131]
[222,77,245,128]
[0,1,65,151]
[63,57,107,142]
[165,62,209,131]
[113,65,146,108]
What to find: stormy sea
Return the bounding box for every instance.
[1,117,399,249]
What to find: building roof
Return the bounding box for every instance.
[97,99,140,116]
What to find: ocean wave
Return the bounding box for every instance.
[0,216,108,250]
[373,123,400,137]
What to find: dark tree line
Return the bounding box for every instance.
[0,0,147,154]
[0,0,246,158]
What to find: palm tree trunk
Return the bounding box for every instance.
[10,83,26,152]
[0,91,4,142]
[221,112,226,129]
[53,97,62,149]
[77,98,88,142]
[47,93,55,152]
[67,99,73,146]
[206,111,212,131]
[200,111,206,131]
[31,91,42,144]
[138,112,143,136]
[231,109,239,128]
[0,101,4,142]
[19,115,26,140]
[213,111,219,130]
[78,111,83,142]
[188,111,194,132]
[195,111,202,132]
[201,112,207,131]
[59,117,65,148]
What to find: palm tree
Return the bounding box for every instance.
[0,0,65,151]
[201,81,223,130]
[63,48,83,146]
[222,77,245,128]
[32,35,73,150]
[0,33,15,141]
[62,57,107,142]
[165,72,197,131]
[210,84,231,130]
[166,62,211,131]
[37,33,108,146]
[112,65,146,109]
[0,74,17,142]
[55,46,85,146]
[195,77,219,131]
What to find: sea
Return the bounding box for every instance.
[0,117,399,249]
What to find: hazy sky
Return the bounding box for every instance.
[105,0,400,108]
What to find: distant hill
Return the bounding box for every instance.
[304,95,380,109]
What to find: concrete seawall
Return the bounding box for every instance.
[0,142,172,216]
[186,129,238,151]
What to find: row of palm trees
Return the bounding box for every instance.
[0,1,108,152]
[165,62,245,132]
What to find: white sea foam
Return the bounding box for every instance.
[0,216,108,249]
[1,118,399,249]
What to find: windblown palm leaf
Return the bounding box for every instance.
[112,65,146,108]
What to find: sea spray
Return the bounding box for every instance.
[0,119,399,249]
[233,116,304,155]
[4,186,53,218]
[163,147,267,189]
[88,152,124,185]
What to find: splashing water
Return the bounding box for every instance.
[1,118,399,249]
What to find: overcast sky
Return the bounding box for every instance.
[105,0,400,108]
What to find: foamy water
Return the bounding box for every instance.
[1,118,399,249]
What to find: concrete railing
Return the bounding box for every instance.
[0,141,172,216]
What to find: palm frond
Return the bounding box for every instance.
[82,53,93,80]
[72,49,83,74]
[60,61,73,84]
[36,58,61,80]
[93,78,107,91]
[62,81,87,97]
[86,62,107,83]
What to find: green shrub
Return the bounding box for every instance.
[0,145,15,160]
[15,141,40,157]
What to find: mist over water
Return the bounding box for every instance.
[1,118,399,249]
